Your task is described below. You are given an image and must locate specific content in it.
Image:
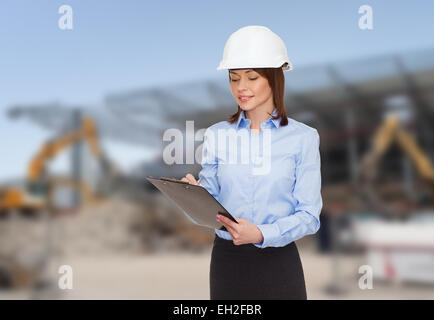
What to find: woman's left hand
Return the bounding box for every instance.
[217,214,264,246]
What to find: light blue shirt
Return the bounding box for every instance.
[183,108,322,249]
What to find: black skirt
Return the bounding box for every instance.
[210,234,307,300]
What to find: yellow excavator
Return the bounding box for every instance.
[359,114,434,214]
[0,117,115,214]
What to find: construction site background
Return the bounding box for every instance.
[1,1,434,300]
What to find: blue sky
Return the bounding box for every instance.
[1,0,434,181]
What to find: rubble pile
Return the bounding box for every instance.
[55,196,145,255]
[0,193,214,261]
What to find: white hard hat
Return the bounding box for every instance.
[217,25,293,71]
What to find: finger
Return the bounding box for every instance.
[218,214,237,230]
[217,214,234,231]
[218,217,237,235]
[221,221,237,236]
[185,173,198,185]
[181,177,189,183]
[221,213,240,225]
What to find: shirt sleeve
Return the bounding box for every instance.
[180,127,220,225]
[254,129,323,248]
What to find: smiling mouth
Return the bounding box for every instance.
[239,96,254,102]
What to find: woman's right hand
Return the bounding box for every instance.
[181,173,199,185]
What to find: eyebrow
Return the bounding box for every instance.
[229,69,253,75]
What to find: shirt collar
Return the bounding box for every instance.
[236,108,281,130]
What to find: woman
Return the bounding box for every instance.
[182,25,322,300]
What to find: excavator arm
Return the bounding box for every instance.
[361,115,434,184]
[1,117,115,212]
[395,128,434,185]
[27,117,101,182]
[360,116,399,182]
[359,114,434,214]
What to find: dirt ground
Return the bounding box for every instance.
[1,240,433,300]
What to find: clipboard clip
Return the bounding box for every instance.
[158,177,191,185]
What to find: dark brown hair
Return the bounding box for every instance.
[227,67,288,126]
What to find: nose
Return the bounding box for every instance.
[236,77,249,93]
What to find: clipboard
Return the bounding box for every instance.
[146,176,238,230]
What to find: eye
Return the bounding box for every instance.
[230,77,257,82]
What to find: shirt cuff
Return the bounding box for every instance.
[253,223,280,248]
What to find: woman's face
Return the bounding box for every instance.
[229,69,273,112]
